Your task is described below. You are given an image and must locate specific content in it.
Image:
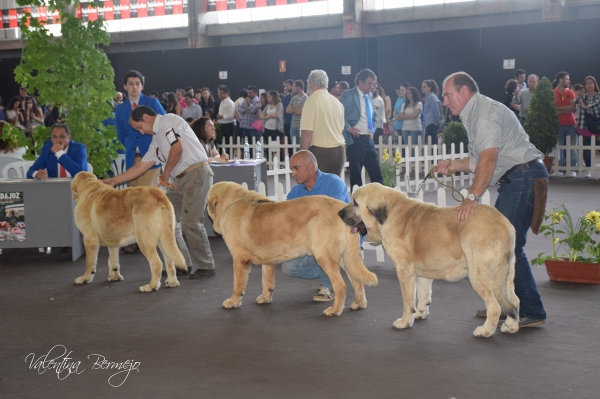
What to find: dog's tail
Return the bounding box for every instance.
[159,208,188,271]
[493,248,519,321]
[342,235,378,286]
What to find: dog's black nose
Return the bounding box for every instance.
[338,209,345,218]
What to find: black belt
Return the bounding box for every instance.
[498,159,542,183]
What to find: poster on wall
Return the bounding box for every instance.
[0,192,25,242]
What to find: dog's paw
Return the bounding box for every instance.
[323,305,344,316]
[223,298,242,308]
[500,318,519,334]
[350,299,367,310]
[255,295,272,304]
[75,275,93,285]
[393,316,414,329]
[108,273,124,282]
[139,283,160,292]
[473,325,496,338]
[164,278,180,288]
[414,307,429,320]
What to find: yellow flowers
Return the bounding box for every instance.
[553,237,560,245]
[382,148,390,162]
[586,211,600,224]
[551,212,564,224]
[596,221,600,231]
[394,151,402,164]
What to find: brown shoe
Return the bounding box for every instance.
[121,244,139,253]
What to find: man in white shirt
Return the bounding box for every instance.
[181,93,202,121]
[216,85,235,153]
[104,106,216,280]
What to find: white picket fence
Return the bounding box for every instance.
[245,180,492,263]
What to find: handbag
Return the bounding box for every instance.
[584,112,600,135]
[383,120,391,136]
[251,119,265,132]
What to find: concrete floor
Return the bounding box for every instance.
[0,177,599,398]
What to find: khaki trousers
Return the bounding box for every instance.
[130,156,160,187]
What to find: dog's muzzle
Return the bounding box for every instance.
[350,222,368,236]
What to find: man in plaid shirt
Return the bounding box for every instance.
[237,85,261,151]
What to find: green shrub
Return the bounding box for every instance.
[525,77,560,157]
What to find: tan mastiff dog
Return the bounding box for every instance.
[338,183,519,337]
[207,181,378,316]
[71,172,187,292]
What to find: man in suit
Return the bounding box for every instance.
[27,124,88,179]
[115,70,165,253]
[340,68,383,189]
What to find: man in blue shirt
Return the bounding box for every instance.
[283,150,350,302]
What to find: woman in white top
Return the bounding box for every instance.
[5,97,25,131]
[372,84,386,145]
[398,87,423,146]
[259,90,284,146]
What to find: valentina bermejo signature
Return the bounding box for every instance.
[25,345,140,387]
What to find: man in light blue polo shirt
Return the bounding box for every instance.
[283,150,350,302]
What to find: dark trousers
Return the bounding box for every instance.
[309,145,345,177]
[220,123,234,156]
[582,135,591,167]
[373,127,384,145]
[347,135,383,190]
[424,123,438,145]
[283,124,293,157]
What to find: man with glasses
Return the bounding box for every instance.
[103,106,216,280]
[27,124,88,179]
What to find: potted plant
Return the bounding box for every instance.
[524,77,560,172]
[380,148,402,187]
[441,121,468,152]
[532,204,600,284]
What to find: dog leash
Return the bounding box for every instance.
[157,176,178,191]
[410,160,465,203]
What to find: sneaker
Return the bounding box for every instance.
[476,309,506,319]
[568,171,577,178]
[557,172,564,177]
[189,269,216,279]
[313,287,334,302]
[162,267,191,277]
[583,171,592,178]
[519,318,545,328]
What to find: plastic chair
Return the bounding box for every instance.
[2,161,35,179]
[87,162,94,174]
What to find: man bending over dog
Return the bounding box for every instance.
[283,150,350,302]
[434,72,548,328]
[103,106,216,280]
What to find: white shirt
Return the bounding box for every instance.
[355,91,371,136]
[142,114,208,179]
[217,97,235,124]
[401,102,422,132]
[373,96,386,128]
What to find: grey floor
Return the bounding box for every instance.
[1,178,599,399]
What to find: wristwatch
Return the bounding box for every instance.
[466,193,479,202]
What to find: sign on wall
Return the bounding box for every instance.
[219,71,228,79]
[342,66,351,75]
[503,59,515,69]
[0,192,25,242]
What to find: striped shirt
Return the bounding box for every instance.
[237,96,260,129]
[577,92,600,130]
[459,93,542,185]
[142,114,208,178]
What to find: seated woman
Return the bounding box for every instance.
[189,117,230,163]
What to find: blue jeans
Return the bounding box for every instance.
[558,125,578,170]
[401,130,421,146]
[281,256,332,290]
[494,161,548,320]
[290,126,301,147]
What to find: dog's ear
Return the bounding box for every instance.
[368,204,388,225]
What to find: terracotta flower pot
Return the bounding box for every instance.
[544,258,600,284]
[542,156,554,174]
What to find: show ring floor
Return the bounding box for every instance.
[1,178,599,398]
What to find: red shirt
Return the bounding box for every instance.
[554,88,577,126]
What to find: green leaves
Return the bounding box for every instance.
[525,77,560,157]
[15,0,120,177]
